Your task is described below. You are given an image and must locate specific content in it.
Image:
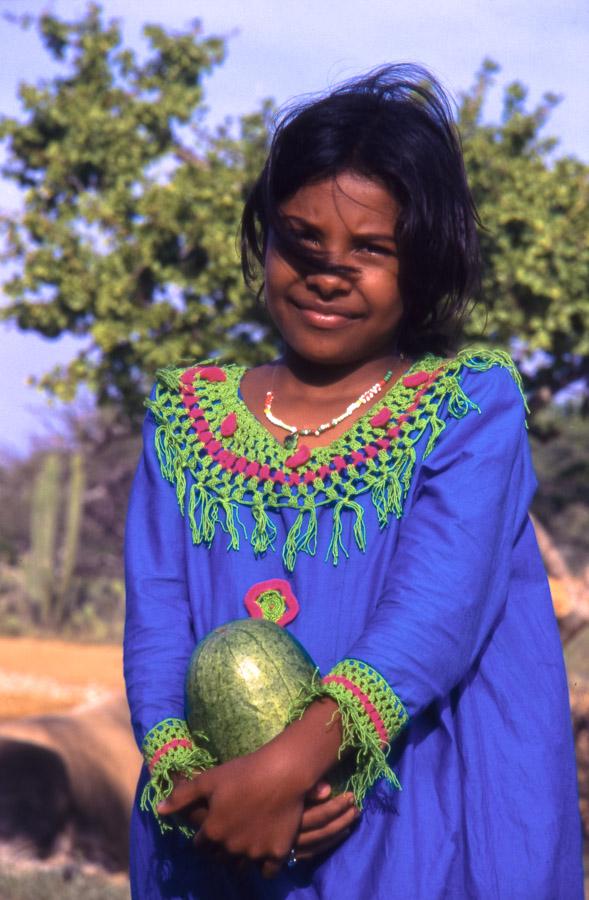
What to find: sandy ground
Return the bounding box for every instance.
[0,637,124,719]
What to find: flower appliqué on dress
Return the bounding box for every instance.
[244,579,300,627]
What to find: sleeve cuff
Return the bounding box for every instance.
[288,659,408,807]
[323,658,408,747]
[140,717,216,835]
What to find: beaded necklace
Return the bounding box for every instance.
[264,370,394,449]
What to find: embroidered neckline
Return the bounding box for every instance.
[232,359,419,461]
[147,348,525,571]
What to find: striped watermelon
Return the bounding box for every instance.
[185,619,317,762]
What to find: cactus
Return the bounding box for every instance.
[25,453,62,623]
[55,451,85,624]
[24,450,85,627]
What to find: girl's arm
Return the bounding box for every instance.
[284,366,548,800]
[124,399,211,828]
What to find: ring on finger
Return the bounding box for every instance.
[287,848,297,868]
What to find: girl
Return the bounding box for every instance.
[124,65,583,898]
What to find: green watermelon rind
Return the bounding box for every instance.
[185,619,317,763]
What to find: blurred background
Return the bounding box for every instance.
[0,1,587,897]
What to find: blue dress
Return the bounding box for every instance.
[124,349,583,899]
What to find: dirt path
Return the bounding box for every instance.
[0,637,124,720]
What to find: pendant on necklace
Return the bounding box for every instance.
[283,432,299,451]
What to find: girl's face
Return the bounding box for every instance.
[264,170,402,369]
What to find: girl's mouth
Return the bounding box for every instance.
[290,299,359,330]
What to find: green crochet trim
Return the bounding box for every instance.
[147,347,526,572]
[140,717,216,836]
[326,658,409,742]
[287,661,408,808]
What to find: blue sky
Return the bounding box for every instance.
[1,0,588,455]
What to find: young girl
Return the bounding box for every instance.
[124,65,583,898]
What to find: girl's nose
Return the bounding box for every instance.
[304,268,352,299]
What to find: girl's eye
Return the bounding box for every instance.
[357,243,396,256]
[292,231,319,245]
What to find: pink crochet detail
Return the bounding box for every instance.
[180,368,198,385]
[402,370,429,388]
[364,445,378,459]
[244,578,300,626]
[370,407,392,428]
[303,469,317,484]
[333,455,348,472]
[245,461,260,478]
[350,450,365,465]
[289,472,301,485]
[285,445,311,469]
[198,366,226,382]
[323,675,389,745]
[149,738,194,773]
[233,456,248,473]
[318,464,331,480]
[220,412,238,436]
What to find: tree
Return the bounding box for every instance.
[459,60,589,411]
[1,15,588,419]
[0,5,274,418]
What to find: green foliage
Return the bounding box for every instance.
[530,409,589,573]
[459,60,589,407]
[0,15,587,419]
[0,5,274,418]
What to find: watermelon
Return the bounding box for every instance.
[185,619,317,762]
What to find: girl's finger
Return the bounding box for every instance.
[297,805,359,849]
[296,829,351,861]
[184,806,207,829]
[157,776,211,815]
[305,780,331,802]
[300,792,356,832]
[261,858,284,880]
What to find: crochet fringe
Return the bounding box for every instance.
[147,347,527,572]
[140,743,216,837]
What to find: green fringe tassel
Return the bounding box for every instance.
[251,495,277,553]
[287,675,401,809]
[140,743,216,837]
[326,499,366,566]
[188,482,219,545]
[461,348,529,416]
[282,502,318,571]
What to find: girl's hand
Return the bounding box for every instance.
[158,741,309,878]
[158,699,346,877]
[296,782,360,860]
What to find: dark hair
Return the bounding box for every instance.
[241,64,481,355]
